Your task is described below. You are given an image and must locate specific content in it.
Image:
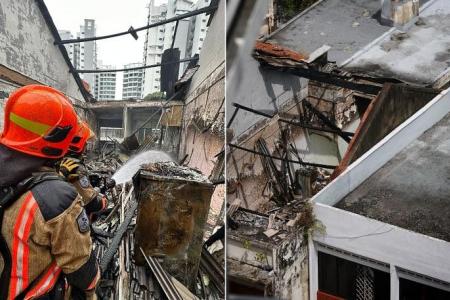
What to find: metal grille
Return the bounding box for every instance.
[355,265,375,300]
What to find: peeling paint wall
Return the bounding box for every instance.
[179,0,225,231]
[274,235,309,300]
[0,81,17,132]
[227,79,361,212]
[0,0,84,98]
[0,0,87,130]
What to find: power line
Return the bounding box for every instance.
[73,57,197,73]
[228,143,337,169]
[55,5,218,45]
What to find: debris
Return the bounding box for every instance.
[228,198,242,216]
[133,162,214,290]
[286,213,302,227]
[254,41,309,62]
[264,228,279,238]
[140,161,208,183]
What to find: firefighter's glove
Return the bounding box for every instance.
[59,158,80,181]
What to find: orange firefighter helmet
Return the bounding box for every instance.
[0,85,79,159]
[69,121,95,154]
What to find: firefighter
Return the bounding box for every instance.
[58,121,109,218]
[0,85,99,299]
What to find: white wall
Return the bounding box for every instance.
[309,88,450,299]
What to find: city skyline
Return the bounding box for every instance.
[47,0,167,98]
[50,0,208,100]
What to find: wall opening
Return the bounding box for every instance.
[228,276,266,297]
[318,251,390,300]
[399,277,450,300]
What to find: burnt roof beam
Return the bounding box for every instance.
[302,100,352,143]
[261,63,382,96]
[228,143,337,169]
[232,102,354,141]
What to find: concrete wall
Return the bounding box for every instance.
[311,203,450,298]
[0,81,18,131]
[227,56,307,139]
[0,0,84,100]
[0,0,90,132]
[227,99,341,212]
[179,0,225,230]
[274,235,309,300]
[227,78,362,212]
[333,84,438,177]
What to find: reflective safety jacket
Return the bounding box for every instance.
[0,171,99,299]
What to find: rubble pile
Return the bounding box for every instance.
[86,153,124,174]
[84,156,223,299]
[231,198,317,245]
[141,161,210,183]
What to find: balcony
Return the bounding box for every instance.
[100,127,124,142]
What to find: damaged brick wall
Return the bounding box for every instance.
[274,235,309,299]
[228,94,343,213]
[308,80,357,129]
[179,62,225,230]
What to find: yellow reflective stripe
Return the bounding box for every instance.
[9,112,51,136]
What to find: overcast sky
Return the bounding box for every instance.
[45,0,167,98]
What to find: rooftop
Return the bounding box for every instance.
[267,0,392,64]
[336,112,450,241]
[344,0,450,86]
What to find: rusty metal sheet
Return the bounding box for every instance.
[254,41,309,62]
[133,163,214,289]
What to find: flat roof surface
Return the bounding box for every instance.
[344,0,450,86]
[336,112,450,241]
[267,0,392,64]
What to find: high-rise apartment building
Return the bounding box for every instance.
[188,0,211,56]
[58,19,97,93]
[58,30,75,63]
[142,1,167,97]
[122,63,144,99]
[79,19,97,91]
[163,0,193,75]
[94,64,116,100]
[142,0,210,98]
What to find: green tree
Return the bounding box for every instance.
[143,91,166,101]
[277,0,318,24]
